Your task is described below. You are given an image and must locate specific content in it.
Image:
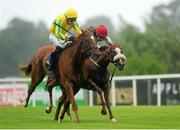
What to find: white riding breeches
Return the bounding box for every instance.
[49,33,69,49]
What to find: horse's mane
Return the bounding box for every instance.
[99,46,109,52]
[111,42,121,48]
[63,31,86,50]
[99,42,121,52]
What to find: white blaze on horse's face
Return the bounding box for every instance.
[113,47,126,64]
[90,36,98,48]
[91,36,95,41]
[115,47,121,54]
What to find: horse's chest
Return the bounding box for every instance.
[91,70,109,84]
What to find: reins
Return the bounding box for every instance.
[89,58,100,68]
[109,65,117,84]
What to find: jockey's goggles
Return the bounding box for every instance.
[67,18,77,22]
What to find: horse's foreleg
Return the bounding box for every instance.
[24,63,44,107]
[88,79,107,115]
[45,86,54,113]
[54,92,67,120]
[59,100,71,121]
[24,79,43,107]
[64,82,80,123]
[66,107,72,120]
[103,84,117,123]
[59,87,80,122]
[45,75,59,113]
[24,82,35,107]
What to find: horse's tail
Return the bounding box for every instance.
[19,59,33,76]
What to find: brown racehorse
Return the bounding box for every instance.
[54,43,126,122]
[20,29,100,123]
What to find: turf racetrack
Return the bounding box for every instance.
[0,106,180,129]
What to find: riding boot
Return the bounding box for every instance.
[46,46,63,86]
[46,53,54,70]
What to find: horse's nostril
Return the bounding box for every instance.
[117,64,124,71]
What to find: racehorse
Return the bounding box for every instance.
[20,29,100,123]
[54,43,126,122]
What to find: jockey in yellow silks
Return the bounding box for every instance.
[47,8,82,84]
[49,8,81,48]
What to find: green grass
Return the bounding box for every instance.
[0,106,180,129]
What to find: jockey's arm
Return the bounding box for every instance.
[73,21,82,34]
[54,20,66,40]
[105,36,113,46]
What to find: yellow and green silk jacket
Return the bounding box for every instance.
[50,13,81,40]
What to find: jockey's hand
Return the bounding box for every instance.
[67,36,74,42]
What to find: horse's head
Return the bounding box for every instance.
[103,43,126,71]
[75,29,100,61]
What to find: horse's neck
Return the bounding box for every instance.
[65,41,83,66]
[97,49,110,69]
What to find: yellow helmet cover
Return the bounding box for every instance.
[65,8,78,18]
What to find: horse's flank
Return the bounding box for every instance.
[19,44,53,76]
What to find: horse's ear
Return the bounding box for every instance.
[114,41,123,49]
[114,41,121,46]
[113,41,118,44]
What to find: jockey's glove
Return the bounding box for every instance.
[67,36,74,42]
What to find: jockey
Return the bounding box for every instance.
[90,25,113,48]
[47,8,82,83]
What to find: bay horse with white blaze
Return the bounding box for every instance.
[54,43,126,122]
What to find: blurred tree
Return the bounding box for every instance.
[82,15,116,38]
[113,24,169,76]
[114,0,180,75]
[144,0,180,73]
[150,0,180,27]
[0,18,49,77]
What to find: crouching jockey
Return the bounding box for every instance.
[90,25,113,48]
[47,8,82,84]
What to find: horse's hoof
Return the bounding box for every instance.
[54,116,59,121]
[101,109,107,115]
[66,115,73,121]
[45,110,49,113]
[45,107,51,113]
[58,119,63,123]
[68,116,72,121]
[45,109,50,113]
[54,117,58,121]
[111,118,117,123]
[24,104,28,108]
